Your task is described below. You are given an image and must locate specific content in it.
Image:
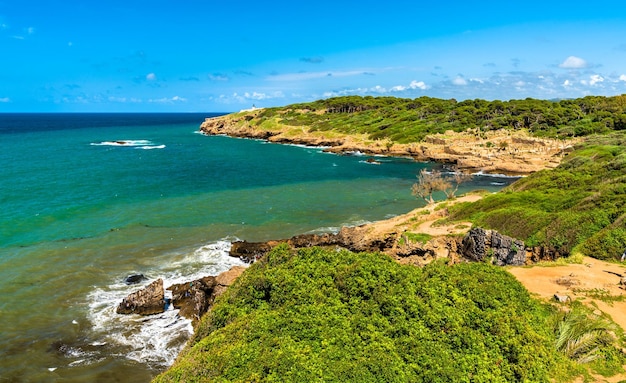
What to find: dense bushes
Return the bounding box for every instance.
[255,94,626,143]
[450,133,626,260]
[155,245,572,382]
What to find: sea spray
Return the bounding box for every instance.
[87,240,246,368]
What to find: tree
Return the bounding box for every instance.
[442,166,473,199]
[411,169,450,204]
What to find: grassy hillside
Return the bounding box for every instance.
[448,132,626,260]
[250,94,626,143]
[155,245,585,382]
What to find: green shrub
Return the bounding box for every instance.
[156,245,575,382]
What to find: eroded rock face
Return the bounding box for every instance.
[116,278,165,315]
[461,228,526,266]
[490,231,526,266]
[462,227,488,262]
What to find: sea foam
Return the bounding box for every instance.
[86,240,246,368]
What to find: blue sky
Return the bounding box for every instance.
[1,1,626,112]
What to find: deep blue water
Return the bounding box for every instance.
[0,113,517,382]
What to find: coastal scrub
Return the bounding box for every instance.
[155,245,573,382]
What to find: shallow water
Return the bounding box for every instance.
[0,113,517,382]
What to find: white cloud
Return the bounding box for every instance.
[559,56,587,69]
[0,97,10,103]
[26,27,35,35]
[620,74,626,82]
[389,80,428,92]
[589,74,604,86]
[146,73,156,81]
[452,77,467,86]
[409,80,428,90]
[563,79,572,87]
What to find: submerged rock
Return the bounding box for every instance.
[124,273,147,285]
[116,278,165,315]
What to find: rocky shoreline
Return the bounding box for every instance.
[116,196,564,325]
[200,112,577,175]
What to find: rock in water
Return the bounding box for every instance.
[124,273,147,285]
[167,276,217,323]
[116,278,165,315]
[167,266,247,325]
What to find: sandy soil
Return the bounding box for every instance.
[508,257,626,332]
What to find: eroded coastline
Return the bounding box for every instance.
[200,111,577,175]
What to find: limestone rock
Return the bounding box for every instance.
[116,278,165,315]
[215,265,246,286]
[554,294,571,303]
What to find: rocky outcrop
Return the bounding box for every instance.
[166,266,247,325]
[462,228,526,266]
[395,236,464,267]
[168,276,217,324]
[229,226,397,262]
[117,267,247,326]
[116,278,165,315]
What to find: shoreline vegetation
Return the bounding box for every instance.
[155,95,626,382]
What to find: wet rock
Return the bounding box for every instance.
[168,276,217,323]
[124,274,147,285]
[229,241,275,262]
[116,279,165,316]
[166,266,247,325]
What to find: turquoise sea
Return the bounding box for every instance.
[0,113,517,382]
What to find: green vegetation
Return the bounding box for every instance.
[449,132,626,260]
[550,302,625,377]
[252,94,626,143]
[156,245,588,382]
